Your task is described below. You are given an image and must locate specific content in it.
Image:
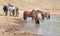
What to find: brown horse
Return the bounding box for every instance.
[44,12,50,19]
[23,10,36,20]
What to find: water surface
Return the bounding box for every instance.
[16,15,60,36]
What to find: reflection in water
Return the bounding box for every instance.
[35,24,40,29]
[16,15,60,36]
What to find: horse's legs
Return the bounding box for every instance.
[35,17,40,24]
[12,10,15,17]
[46,16,48,19]
[48,15,50,19]
[46,14,50,19]
[5,10,8,16]
[9,11,11,16]
[35,15,40,24]
[42,16,44,20]
[16,11,19,17]
[32,16,35,20]
[24,16,27,20]
[23,14,27,20]
[41,14,44,20]
[16,9,19,17]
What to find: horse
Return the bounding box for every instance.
[23,10,36,20]
[44,12,50,19]
[3,5,8,16]
[39,11,50,19]
[8,4,19,17]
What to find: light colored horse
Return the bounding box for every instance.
[7,4,16,16]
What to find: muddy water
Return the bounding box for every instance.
[16,15,60,36]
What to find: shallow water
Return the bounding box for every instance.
[16,15,60,36]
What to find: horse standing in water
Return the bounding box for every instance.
[44,12,50,19]
[39,11,50,20]
[3,4,19,17]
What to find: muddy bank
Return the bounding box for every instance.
[0,16,44,36]
[0,31,44,36]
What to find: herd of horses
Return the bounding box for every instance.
[3,4,19,16]
[23,10,50,24]
[3,4,50,24]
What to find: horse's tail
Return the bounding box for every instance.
[23,11,27,20]
[35,16,40,24]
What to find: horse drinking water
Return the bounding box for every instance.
[39,10,50,19]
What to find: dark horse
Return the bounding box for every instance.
[23,10,40,24]
[3,5,8,16]
[3,4,19,17]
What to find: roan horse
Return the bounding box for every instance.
[23,10,42,24]
[3,4,19,16]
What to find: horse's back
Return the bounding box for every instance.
[24,10,30,13]
[24,10,31,14]
[45,12,50,15]
[23,10,35,17]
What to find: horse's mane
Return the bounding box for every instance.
[8,4,13,7]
